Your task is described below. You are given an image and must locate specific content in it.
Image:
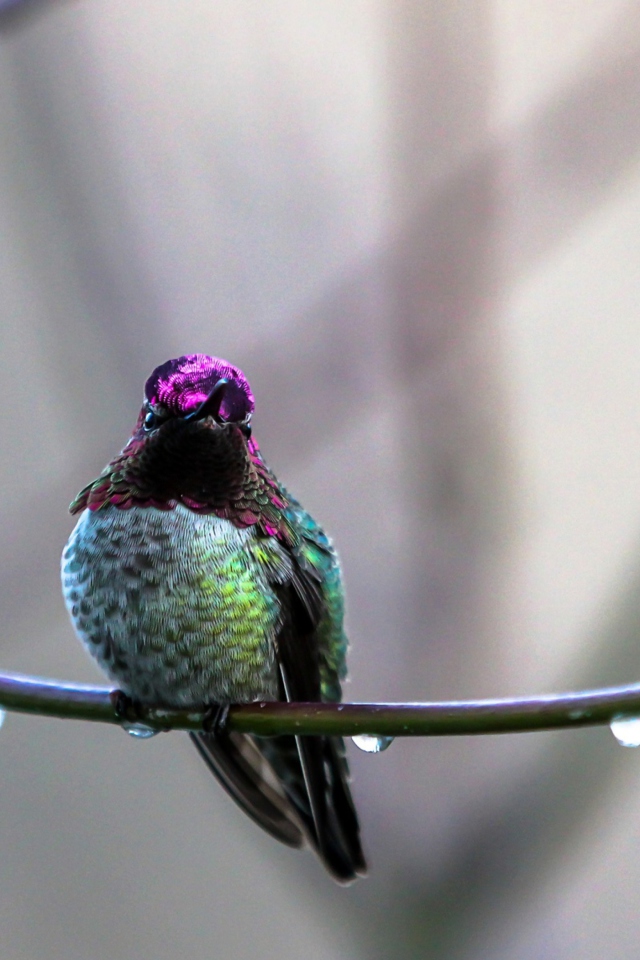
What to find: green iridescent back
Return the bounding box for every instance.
[284,494,347,704]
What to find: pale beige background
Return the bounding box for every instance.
[1,2,640,958]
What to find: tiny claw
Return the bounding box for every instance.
[110,689,141,723]
[203,703,230,735]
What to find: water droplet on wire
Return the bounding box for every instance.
[610,715,640,747]
[122,721,158,740]
[352,734,394,754]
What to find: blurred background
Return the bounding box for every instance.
[1,1,640,957]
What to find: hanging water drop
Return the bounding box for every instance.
[122,721,159,740]
[352,733,394,754]
[0,708,6,731]
[610,715,640,747]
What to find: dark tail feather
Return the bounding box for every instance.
[262,732,368,883]
[192,728,367,882]
[325,737,368,876]
[273,653,367,881]
[190,730,304,848]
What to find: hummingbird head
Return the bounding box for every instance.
[142,354,255,440]
[119,354,260,507]
[70,353,295,530]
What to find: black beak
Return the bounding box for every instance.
[184,378,229,422]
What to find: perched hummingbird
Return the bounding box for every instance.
[61,354,366,882]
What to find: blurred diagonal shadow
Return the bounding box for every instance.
[3,0,640,463]
[302,5,640,958]
[1,10,165,407]
[251,8,640,464]
[361,544,640,960]
[0,0,68,33]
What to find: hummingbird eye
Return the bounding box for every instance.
[143,409,161,432]
[239,417,252,439]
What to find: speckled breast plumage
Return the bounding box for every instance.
[62,503,282,707]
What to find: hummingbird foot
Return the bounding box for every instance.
[202,702,230,736]
[110,689,144,723]
[110,690,161,739]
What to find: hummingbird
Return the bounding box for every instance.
[61,354,366,882]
